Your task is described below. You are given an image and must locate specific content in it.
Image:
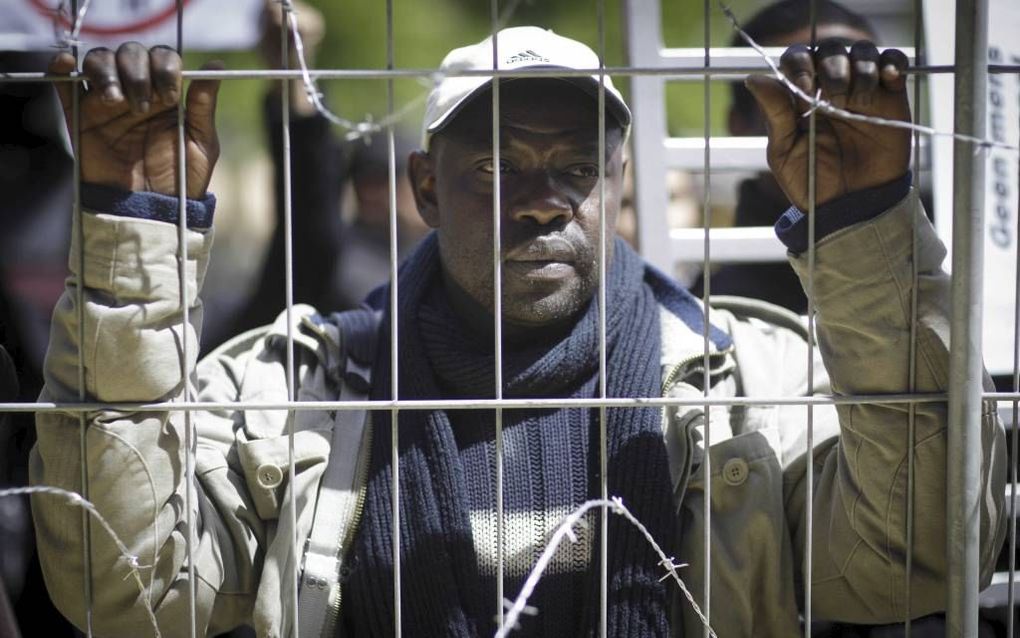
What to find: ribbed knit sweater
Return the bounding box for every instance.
[341,235,683,637]
[420,291,595,636]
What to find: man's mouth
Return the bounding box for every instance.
[502,260,575,280]
[503,237,577,281]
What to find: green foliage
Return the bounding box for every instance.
[186,0,762,159]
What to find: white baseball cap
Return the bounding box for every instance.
[421,26,631,149]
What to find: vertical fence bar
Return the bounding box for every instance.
[1003,53,1020,632]
[904,3,925,634]
[174,2,198,635]
[385,0,402,635]
[596,1,609,636]
[803,1,818,634]
[1010,206,1020,638]
[69,1,94,630]
[1011,110,1020,632]
[1007,199,1015,636]
[946,0,989,634]
[699,0,712,633]
[488,2,506,630]
[701,0,718,628]
[279,10,300,636]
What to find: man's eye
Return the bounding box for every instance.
[479,159,514,174]
[565,164,599,178]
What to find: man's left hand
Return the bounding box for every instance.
[746,40,911,211]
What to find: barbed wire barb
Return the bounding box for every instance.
[717,0,1020,155]
[0,485,163,637]
[495,497,717,638]
[277,0,535,143]
[51,0,92,50]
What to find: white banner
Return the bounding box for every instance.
[1,0,262,51]
[925,0,1020,376]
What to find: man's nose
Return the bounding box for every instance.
[508,175,574,226]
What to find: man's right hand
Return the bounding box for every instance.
[49,43,222,200]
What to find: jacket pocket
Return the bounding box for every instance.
[237,430,331,520]
[679,430,800,637]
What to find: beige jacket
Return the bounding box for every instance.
[30,191,1006,637]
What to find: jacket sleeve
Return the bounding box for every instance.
[784,190,1008,622]
[29,210,264,637]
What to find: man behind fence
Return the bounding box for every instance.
[32,25,1005,638]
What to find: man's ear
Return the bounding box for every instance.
[408,149,440,228]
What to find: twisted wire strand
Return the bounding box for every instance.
[277,0,532,142]
[495,497,717,638]
[52,0,92,49]
[0,485,162,637]
[38,0,1020,155]
[718,0,1019,155]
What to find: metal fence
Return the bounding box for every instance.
[0,0,1019,637]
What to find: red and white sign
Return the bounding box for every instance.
[3,0,262,51]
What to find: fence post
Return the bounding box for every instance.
[947,0,989,634]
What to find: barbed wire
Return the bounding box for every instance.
[717,0,1020,155]
[5,485,715,636]
[45,0,429,144]
[0,485,162,637]
[48,0,1012,155]
[276,0,431,143]
[277,0,533,143]
[496,0,530,30]
[52,0,92,50]
[496,496,717,638]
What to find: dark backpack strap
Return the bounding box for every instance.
[328,308,381,394]
[329,308,381,366]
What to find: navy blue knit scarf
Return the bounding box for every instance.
[342,234,700,637]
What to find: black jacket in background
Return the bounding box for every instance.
[691,177,807,314]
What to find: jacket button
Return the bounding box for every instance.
[722,458,748,486]
[257,464,284,488]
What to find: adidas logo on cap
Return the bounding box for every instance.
[505,49,549,65]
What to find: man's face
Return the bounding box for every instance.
[409,79,626,334]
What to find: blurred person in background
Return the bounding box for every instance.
[691,0,875,314]
[0,51,78,638]
[226,1,426,339]
[335,137,429,308]
[1,344,22,638]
